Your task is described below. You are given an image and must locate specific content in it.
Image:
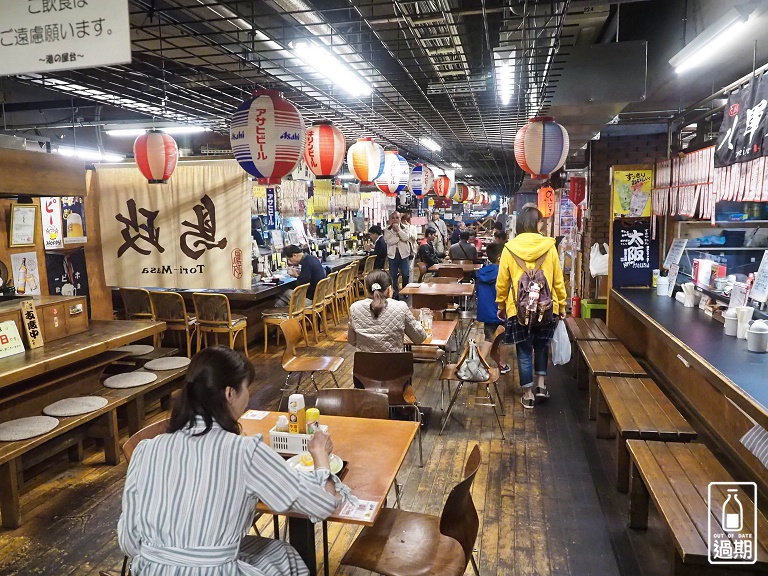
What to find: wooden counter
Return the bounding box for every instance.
[0,295,89,342]
[609,288,768,498]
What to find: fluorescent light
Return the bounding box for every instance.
[106,126,210,137]
[495,49,515,106]
[56,146,124,162]
[338,173,355,180]
[293,41,371,97]
[420,137,441,152]
[450,162,462,170]
[670,6,754,74]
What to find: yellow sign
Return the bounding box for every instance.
[253,184,267,199]
[613,168,653,218]
[314,180,332,195]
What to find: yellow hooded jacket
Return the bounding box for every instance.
[495,233,567,319]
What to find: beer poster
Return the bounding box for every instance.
[62,196,87,244]
[612,168,653,218]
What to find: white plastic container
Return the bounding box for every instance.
[269,424,328,455]
[656,276,669,296]
[724,309,738,337]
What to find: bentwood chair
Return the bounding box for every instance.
[358,255,376,297]
[324,271,339,326]
[120,287,160,347]
[303,278,330,343]
[439,335,505,438]
[279,318,342,396]
[353,352,423,466]
[261,283,309,353]
[149,291,197,357]
[347,260,361,301]
[192,293,249,357]
[436,265,466,280]
[341,444,482,576]
[334,266,354,319]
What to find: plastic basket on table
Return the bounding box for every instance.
[269,424,328,455]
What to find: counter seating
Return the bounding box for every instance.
[303,277,331,344]
[261,283,309,354]
[120,288,160,347]
[565,318,617,383]
[577,339,646,420]
[149,291,197,357]
[596,376,696,492]
[0,362,186,528]
[627,440,768,575]
[192,293,249,357]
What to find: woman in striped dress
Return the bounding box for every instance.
[118,346,348,576]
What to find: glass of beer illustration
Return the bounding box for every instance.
[66,212,84,238]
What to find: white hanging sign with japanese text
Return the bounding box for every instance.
[749,251,768,303]
[40,197,64,250]
[95,160,252,290]
[0,0,131,77]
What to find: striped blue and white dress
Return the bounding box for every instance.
[118,418,339,576]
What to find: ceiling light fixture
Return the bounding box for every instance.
[669,4,757,74]
[55,145,124,162]
[494,49,515,106]
[293,41,372,97]
[451,162,462,170]
[105,126,210,137]
[419,137,441,152]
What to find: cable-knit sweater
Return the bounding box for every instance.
[347,298,427,353]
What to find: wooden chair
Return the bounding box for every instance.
[192,293,249,357]
[353,351,423,466]
[303,278,330,343]
[436,266,466,280]
[120,287,160,347]
[346,260,361,301]
[357,256,376,298]
[439,336,505,438]
[334,266,353,319]
[279,318,342,395]
[324,271,339,326]
[149,291,196,357]
[341,444,482,576]
[261,283,309,354]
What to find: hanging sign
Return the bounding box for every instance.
[0,321,25,360]
[714,75,768,168]
[612,218,658,287]
[266,187,277,230]
[569,177,586,205]
[62,196,87,244]
[613,168,653,218]
[96,161,251,290]
[0,0,132,77]
[663,238,688,270]
[537,186,555,218]
[40,197,64,250]
[20,301,44,349]
[749,250,768,303]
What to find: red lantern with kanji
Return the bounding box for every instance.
[304,121,346,178]
[538,185,555,218]
[133,130,178,184]
[433,175,451,197]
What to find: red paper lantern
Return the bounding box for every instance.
[569,176,586,205]
[455,182,469,202]
[514,117,569,179]
[304,121,346,179]
[433,175,451,197]
[538,186,555,218]
[133,130,178,184]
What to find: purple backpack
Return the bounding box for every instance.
[505,248,553,328]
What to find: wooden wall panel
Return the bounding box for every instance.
[0,148,86,197]
[83,171,113,320]
[0,198,49,294]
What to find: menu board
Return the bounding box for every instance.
[750,251,768,303]
[663,238,688,270]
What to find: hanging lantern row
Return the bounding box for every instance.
[133,130,179,184]
[408,163,434,197]
[304,121,346,179]
[433,175,451,197]
[514,116,570,179]
[375,150,409,196]
[347,137,386,184]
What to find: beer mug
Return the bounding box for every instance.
[419,308,433,335]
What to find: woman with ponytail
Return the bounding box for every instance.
[348,269,427,353]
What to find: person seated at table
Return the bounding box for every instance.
[449,220,467,245]
[475,243,510,373]
[416,228,441,268]
[493,229,508,244]
[348,270,427,354]
[366,225,387,269]
[469,230,483,252]
[275,244,325,307]
[449,230,478,262]
[118,346,350,576]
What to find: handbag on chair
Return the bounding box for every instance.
[455,339,491,382]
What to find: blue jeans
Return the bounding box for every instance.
[516,336,549,389]
[389,253,411,300]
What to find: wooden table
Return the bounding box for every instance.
[241,412,418,576]
[428,263,482,273]
[400,282,475,311]
[335,319,458,348]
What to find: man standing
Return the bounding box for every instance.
[496,205,508,232]
[384,211,411,300]
[430,211,448,257]
[367,225,387,269]
[275,244,326,306]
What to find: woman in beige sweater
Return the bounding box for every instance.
[348,270,427,353]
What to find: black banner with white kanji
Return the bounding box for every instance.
[714,75,768,168]
[612,218,658,288]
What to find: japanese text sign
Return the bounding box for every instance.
[20,300,44,349]
[663,238,688,270]
[715,75,768,168]
[612,218,658,287]
[95,161,252,290]
[613,168,653,218]
[0,320,25,359]
[0,0,131,77]
[569,176,586,205]
[266,187,276,230]
[40,196,64,250]
[749,251,768,303]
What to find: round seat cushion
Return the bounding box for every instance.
[144,356,191,371]
[43,396,109,417]
[104,372,157,389]
[115,344,155,356]
[0,416,59,442]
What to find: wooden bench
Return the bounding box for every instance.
[627,440,768,575]
[596,376,697,492]
[0,362,186,528]
[104,346,180,374]
[565,317,617,384]
[578,340,646,420]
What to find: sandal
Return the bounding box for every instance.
[521,396,535,409]
[535,386,550,403]
[499,364,511,374]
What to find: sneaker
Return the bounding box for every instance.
[535,386,551,403]
[521,396,535,409]
[499,364,511,374]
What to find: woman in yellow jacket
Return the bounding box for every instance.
[496,206,567,409]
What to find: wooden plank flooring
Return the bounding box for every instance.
[0,318,676,576]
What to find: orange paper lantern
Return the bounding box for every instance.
[433,175,451,197]
[537,186,555,218]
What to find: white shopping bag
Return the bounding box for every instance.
[550,320,571,366]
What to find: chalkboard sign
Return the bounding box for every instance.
[612,218,659,287]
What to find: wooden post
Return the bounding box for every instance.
[0,459,21,529]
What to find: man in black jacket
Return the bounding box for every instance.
[274,244,326,306]
[367,225,387,269]
[416,228,441,269]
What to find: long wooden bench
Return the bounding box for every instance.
[578,340,646,420]
[627,440,768,575]
[565,317,617,384]
[0,363,186,528]
[596,376,697,492]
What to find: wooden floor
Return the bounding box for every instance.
[0,319,676,576]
